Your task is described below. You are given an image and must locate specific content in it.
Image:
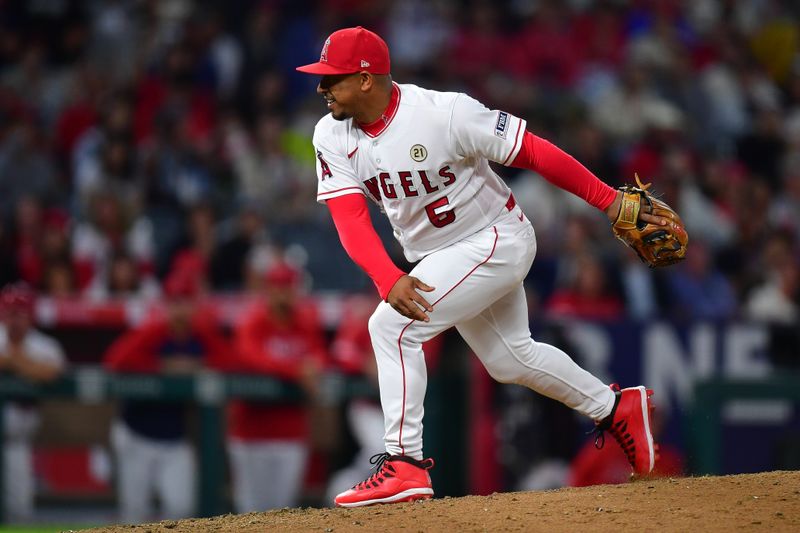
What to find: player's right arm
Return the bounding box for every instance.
[327,195,434,321]
[314,125,433,321]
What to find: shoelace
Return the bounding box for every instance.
[590,385,636,466]
[354,452,396,491]
[592,418,636,466]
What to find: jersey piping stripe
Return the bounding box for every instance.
[396,226,499,456]
[317,186,364,198]
[501,120,524,166]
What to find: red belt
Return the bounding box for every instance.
[505,193,516,211]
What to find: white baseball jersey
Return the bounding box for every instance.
[0,325,66,372]
[314,83,526,262]
[0,324,66,437]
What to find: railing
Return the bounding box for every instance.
[0,369,378,522]
[686,375,800,475]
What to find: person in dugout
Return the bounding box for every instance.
[0,282,66,522]
[103,274,231,524]
[227,261,327,512]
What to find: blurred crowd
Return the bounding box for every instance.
[0,0,799,324]
[1,0,799,522]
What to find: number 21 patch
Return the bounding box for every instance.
[495,111,509,139]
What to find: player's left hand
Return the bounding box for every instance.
[387,275,435,322]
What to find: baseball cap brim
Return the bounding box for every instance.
[296,62,358,75]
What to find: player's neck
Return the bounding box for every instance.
[356,83,399,134]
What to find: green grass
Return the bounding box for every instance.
[0,526,94,533]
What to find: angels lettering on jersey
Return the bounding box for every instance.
[313,83,526,262]
[361,163,455,201]
[315,149,457,196]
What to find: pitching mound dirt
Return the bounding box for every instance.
[78,470,799,532]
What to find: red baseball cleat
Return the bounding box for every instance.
[334,453,434,508]
[595,384,657,476]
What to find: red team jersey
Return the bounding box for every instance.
[103,306,232,373]
[228,301,328,440]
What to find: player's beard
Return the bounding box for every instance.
[329,105,351,121]
[325,97,351,121]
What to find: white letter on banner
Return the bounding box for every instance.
[723,324,769,377]
[643,323,715,414]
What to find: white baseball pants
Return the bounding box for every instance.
[111,421,196,524]
[3,442,34,522]
[3,405,40,522]
[227,439,308,512]
[369,206,617,459]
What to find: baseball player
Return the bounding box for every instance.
[297,27,665,508]
[104,278,231,523]
[227,261,327,512]
[0,283,66,521]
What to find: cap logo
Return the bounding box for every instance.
[361,60,370,68]
[320,38,331,63]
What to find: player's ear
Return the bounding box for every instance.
[359,72,373,92]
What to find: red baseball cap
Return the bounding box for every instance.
[163,253,206,300]
[296,26,390,75]
[0,282,36,317]
[265,262,301,288]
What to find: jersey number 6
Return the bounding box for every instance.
[425,196,456,228]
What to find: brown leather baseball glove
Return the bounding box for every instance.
[612,174,688,267]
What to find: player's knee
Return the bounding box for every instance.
[484,342,539,384]
[368,304,399,341]
[485,364,519,384]
[367,307,384,339]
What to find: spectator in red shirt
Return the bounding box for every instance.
[445,2,507,97]
[516,2,582,87]
[11,198,75,293]
[546,254,625,321]
[227,261,327,512]
[103,276,231,524]
[162,202,216,297]
[12,196,45,287]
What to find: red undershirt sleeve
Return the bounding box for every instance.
[326,194,406,301]
[509,131,617,211]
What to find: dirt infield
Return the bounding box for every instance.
[80,470,799,533]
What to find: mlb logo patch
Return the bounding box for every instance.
[495,111,509,139]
